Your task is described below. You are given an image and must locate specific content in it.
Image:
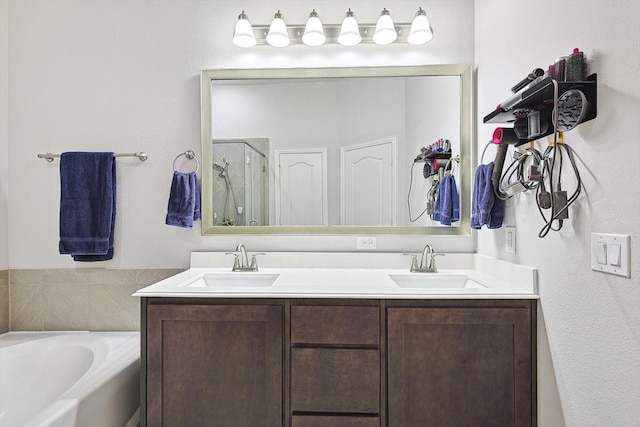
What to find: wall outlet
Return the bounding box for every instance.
[505,226,516,253]
[356,236,377,250]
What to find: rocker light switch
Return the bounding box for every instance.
[591,233,630,277]
[609,244,621,267]
[595,242,607,265]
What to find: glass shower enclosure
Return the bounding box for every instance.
[211,139,269,226]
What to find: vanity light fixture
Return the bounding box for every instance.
[234,7,434,47]
[338,9,361,46]
[372,8,397,45]
[302,9,326,46]
[407,7,433,45]
[266,10,290,47]
[232,11,257,48]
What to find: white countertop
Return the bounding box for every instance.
[133,252,538,299]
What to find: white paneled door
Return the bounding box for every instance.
[341,138,397,226]
[275,149,328,226]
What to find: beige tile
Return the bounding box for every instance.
[90,283,139,331]
[44,269,137,286]
[135,269,184,289]
[11,283,45,331]
[43,284,90,331]
[10,269,44,285]
[0,273,9,334]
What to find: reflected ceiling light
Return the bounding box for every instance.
[338,9,361,46]
[266,10,289,47]
[302,9,326,46]
[232,11,256,48]
[407,7,433,45]
[372,8,397,45]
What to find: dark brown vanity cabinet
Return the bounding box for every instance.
[290,301,382,427]
[142,298,535,427]
[386,300,536,427]
[143,299,284,427]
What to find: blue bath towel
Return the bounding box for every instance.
[471,162,503,229]
[165,171,201,228]
[59,152,116,261]
[432,175,459,226]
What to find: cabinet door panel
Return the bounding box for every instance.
[291,348,380,414]
[147,304,283,427]
[292,415,379,427]
[387,307,532,427]
[291,305,379,345]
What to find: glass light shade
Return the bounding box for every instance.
[266,11,289,47]
[407,8,433,45]
[302,10,326,46]
[372,8,397,45]
[338,9,361,46]
[232,11,256,48]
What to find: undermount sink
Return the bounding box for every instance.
[389,274,487,289]
[184,273,280,288]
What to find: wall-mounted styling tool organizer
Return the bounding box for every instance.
[414,138,453,178]
[38,151,149,162]
[482,48,595,238]
[483,48,597,145]
[173,150,199,173]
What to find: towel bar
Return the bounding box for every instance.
[38,152,148,162]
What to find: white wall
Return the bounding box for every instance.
[6,0,475,269]
[475,1,640,425]
[0,0,8,269]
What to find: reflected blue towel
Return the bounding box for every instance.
[471,162,503,229]
[432,175,459,226]
[59,152,116,261]
[165,171,201,228]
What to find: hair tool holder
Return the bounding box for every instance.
[483,50,597,199]
[414,138,453,178]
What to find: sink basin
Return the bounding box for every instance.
[389,274,487,289]
[184,273,280,288]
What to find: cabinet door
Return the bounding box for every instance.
[146,304,283,427]
[387,307,533,427]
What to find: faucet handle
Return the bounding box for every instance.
[250,253,266,270]
[225,252,241,270]
[428,253,445,271]
[403,253,419,272]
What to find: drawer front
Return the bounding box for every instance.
[291,348,380,413]
[291,305,379,345]
[292,416,379,427]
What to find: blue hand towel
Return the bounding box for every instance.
[59,152,116,261]
[432,175,460,226]
[471,162,504,229]
[165,171,201,228]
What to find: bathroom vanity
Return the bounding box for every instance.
[136,252,538,427]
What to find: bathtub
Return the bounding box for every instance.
[0,332,140,427]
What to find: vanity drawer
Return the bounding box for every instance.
[291,348,380,413]
[291,305,379,345]
[292,415,379,427]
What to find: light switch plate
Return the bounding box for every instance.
[591,233,630,277]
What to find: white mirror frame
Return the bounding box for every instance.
[201,64,473,235]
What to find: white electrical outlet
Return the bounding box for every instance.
[505,226,516,253]
[356,237,377,250]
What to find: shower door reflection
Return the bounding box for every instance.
[211,139,269,226]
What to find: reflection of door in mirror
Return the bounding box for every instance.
[212,139,268,226]
[341,138,396,226]
[275,148,328,226]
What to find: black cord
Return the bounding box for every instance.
[407,161,430,222]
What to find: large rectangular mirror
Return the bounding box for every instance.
[201,64,472,235]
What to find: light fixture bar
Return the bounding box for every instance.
[250,23,414,45]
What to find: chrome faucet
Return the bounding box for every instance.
[226,243,265,271]
[404,244,445,273]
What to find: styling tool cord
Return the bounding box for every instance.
[407,161,433,222]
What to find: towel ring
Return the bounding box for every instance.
[173,150,199,173]
[481,141,495,165]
